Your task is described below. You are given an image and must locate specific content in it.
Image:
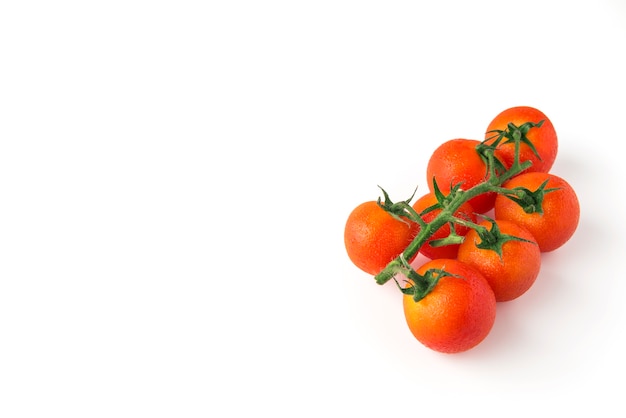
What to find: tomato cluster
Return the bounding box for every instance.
[344,106,580,354]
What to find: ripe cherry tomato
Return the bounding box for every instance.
[457,219,541,302]
[344,200,419,275]
[494,172,580,252]
[411,192,477,260]
[485,106,558,174]
[426,138,504,214]
[403,258,496,354]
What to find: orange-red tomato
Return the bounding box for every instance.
[494,172,580,252]
[403,258,496,354]
[411,192,477,260]
[426,138,504,214]
[344,201,419,275]
[485,106,558,174]
[457,219,541,302]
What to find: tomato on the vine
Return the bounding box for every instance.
[485,106,558,174]
[411,192,477,260]
[494,172,580,252]
[402,258,496,354]
[426,138,505,214]
[457,218,541,302]
[342,104,581,355]
[344,200,419,275]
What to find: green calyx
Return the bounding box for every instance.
[426,179,477,248]
[498,179,559,215]
[472,217,535,259]
[487,120,545,164]
[394,264,461,303]
[376,186,425,227]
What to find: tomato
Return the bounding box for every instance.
[457,219,541,302]
[403,258,496,354]
[426,138,504,214]
[344,201,419,275]
[494,172,580,252]
[485,106,558,174]
[411,192,477,260]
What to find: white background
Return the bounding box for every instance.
[1,1,625,416]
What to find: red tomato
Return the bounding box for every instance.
[403,258,496,354]
[344,201,419,275]
[494,172,580,252]
[457,219,541,302]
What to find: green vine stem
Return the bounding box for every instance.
[373,121,549,299]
